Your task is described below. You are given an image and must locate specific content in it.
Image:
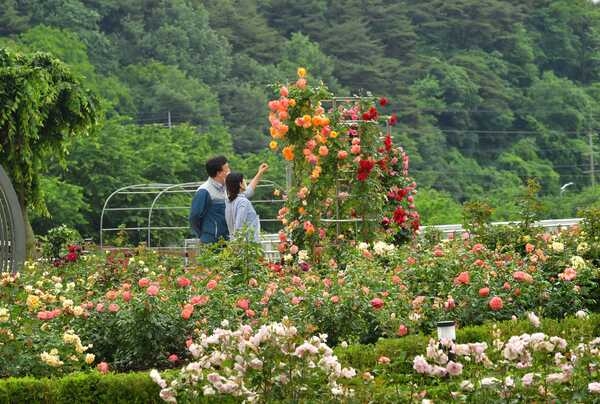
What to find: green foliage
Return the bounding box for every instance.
[0,47,98,212]
[29,176,90,235]
[119,62,222,128]
[416,188,462,225]
[0,372,163,404]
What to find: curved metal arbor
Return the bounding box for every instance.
[0,165,26,272]
[100,180,285,252]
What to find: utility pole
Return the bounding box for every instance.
[590,132,596,187]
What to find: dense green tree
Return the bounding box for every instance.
[0,48,98,250]
[276,33,344,93]
[85,0,232,85]
[119,62,222,128]
[203,0,284,64]
[527,0,600,84]
[406,0,525,53]
[30,176,90,235]
[261,0,328,39]
[0,0,31,35]
[415,188,462,225]
[217,82,268,154]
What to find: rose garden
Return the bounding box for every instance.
[2,69,600,403]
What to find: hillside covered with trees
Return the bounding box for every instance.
[1,0,599,238]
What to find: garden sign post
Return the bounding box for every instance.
[0,165,25,272]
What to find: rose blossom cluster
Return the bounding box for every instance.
[152,318,359,402]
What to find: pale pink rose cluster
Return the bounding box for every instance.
[151,319,359,402]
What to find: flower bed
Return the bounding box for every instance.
[1,222,598,378]
[4,315,600,403]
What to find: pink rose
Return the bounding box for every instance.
[206,279,218,290]
[97,362,109,374]
[122,291,132,302]
[168,354,178,363]
[181,304,194,320]
[446,361,463,376]
[444,297,456,311]
[296,78,307,89]
[108,303,119,313]
[397,324,409,337]
[479,287,490,297]
[177,276,191,288]
[190,295,208,306]
[378,356,391,364]
[489,296,503,311]
[236,298,250,311]
[138,278,150,288]
[454,271,470,285]
[559,267,577,281]
[147,285,159,296]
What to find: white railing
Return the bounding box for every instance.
[420,218,583,239]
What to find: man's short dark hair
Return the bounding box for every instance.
[206,155,228,178]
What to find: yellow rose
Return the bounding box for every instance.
[297,67,307,78]
[85,353,95,365]
[26,295,41,311]
[269,140,278,150]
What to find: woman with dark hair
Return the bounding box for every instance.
[225,163,268,242]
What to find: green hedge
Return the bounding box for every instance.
[0,372,162,404]
[336,313,600,372]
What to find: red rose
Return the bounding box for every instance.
[479,287,490,297]
[357,159,375,181]
[384,134,393,151]
[393,206,407,224]
[379,97,389,107]
[388,113,398,126]
[65,252,78,262]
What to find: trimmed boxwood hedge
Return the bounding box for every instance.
[3,314,600,403]
[0,372,162,404]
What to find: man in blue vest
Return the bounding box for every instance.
[189,156,231,243]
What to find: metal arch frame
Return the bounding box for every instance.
[100,180,286,251]
[0,165,25,273]
[100,183,173,250]
[146,182,203,247]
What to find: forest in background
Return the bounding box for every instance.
[1,0,600,239]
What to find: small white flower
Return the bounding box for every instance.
[527,312,541,328]
[480,377,500,387]
[460,380,474,391]
[589,382,600,394]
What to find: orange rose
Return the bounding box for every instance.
[282,145,295,161]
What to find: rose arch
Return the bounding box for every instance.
[267,68,420,265]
